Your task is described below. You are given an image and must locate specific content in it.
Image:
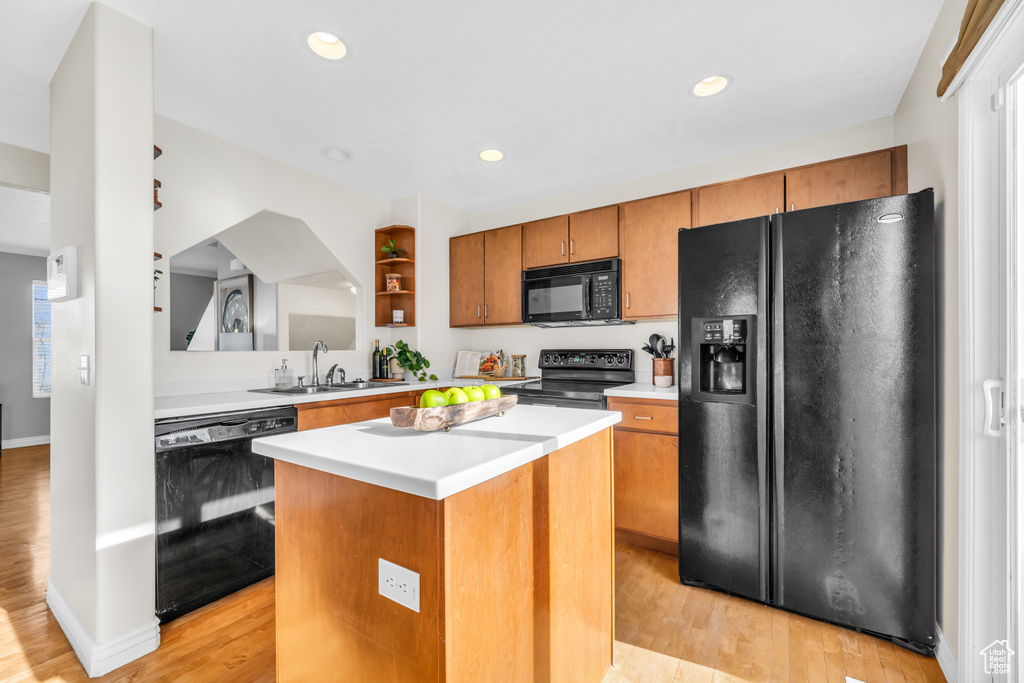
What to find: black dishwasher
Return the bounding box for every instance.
[154,405,296,622]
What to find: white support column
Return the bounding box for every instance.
[48,3,158,676]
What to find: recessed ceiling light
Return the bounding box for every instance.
[307,31,347,60]
[322,147,353,161]
[479,149,504,162]
[693,75,728,97]
[349,286,357,294]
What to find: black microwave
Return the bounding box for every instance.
[521,259,634,327]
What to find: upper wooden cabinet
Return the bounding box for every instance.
[568,206,618,262]
[695,173,785,227]
[449,232,485,326]
[449,225,523,327]
[523,215,568,269]
[785,146,908,212]
[523,207,618,269]
[483,225,523,325]
[619,190,691,320]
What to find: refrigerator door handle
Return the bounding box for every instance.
[983,378,1005,437]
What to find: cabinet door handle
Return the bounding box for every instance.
[561,240,565,256]
[484,304,488,318]
[477,305,481,318]
[633,415,654,420]
[570,239,575,255]
[775,206,779,213]
[626,292,630,309]
[791,203,795,211]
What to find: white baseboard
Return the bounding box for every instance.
[935,622,957,683]
[46,578,160,678]
[1,435,50,450]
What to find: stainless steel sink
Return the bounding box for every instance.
[249,381,406,396]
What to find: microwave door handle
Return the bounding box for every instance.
[583,276,592,318]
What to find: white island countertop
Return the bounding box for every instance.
[252,404,620,500]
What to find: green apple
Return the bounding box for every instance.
[480,384,501,400]
[444,387,469,405]
[462,385,485,402]
[420,389,449,408]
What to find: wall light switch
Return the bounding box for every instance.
[80,355,90,385]
[378,558,419,612]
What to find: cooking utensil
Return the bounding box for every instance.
[641,344,655,356]
[655,337,665,357]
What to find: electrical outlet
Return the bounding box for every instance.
[378,558,419,612]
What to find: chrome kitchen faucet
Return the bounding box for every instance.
[311,340,328,386]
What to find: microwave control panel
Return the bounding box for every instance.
[591,273,617,317]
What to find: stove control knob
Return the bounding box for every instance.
[542,354,550,364]
[616,354,627,365]
[550,355,561,364]
[587,355,597,364]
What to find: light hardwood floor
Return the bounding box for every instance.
[1,445,944,682]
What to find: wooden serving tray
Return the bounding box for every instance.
[390,395,518,432]
[457,375,539,381]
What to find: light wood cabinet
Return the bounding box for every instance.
[450,225,523,327]
[785,146,907,211]
[608,396,679,555]
[695,172,785,227]
[296,391,417,431]
[522,215,569,269]
[619,190,691,320]
[568,205,618,262]
[483,225,523,325]
[449,233,485,326]
[523,208,618,269]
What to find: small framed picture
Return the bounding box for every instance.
[214,274,254,350]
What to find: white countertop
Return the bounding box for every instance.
[251,405,620,500]
[604,382,679,401]
[154,378,539,420]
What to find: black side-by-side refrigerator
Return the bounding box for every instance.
[677,190,936,654]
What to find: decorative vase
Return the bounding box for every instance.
[653,358,674,388]
[389,357,405,380]
[387,251,400,259]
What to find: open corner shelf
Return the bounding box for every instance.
[374,225,416,327]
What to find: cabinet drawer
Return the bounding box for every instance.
[607,397,678,435]
[297,392,416,431]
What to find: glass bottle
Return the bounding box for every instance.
[371,339,381,380]
[381,348,391,379]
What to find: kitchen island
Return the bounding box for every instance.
[252,405,619,683]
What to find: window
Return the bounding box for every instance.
[32,279,51,397]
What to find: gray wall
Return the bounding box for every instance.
[169,272,215,350]
[0,252,50,443]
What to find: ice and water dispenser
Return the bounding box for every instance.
[691,316,756,405]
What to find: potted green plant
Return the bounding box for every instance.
[380,239,404,259]
[387,340,438,382]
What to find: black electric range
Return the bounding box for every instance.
[500,349,634,410]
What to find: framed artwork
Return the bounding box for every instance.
[214,274,254,350]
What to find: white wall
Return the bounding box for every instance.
[462,119,898,380]
[0,139,49,193]
[892,0,966,658]
[388,193,473,379]
[152,116,392,392]
[49,1,157,666]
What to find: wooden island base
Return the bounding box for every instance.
[274,428,614,683]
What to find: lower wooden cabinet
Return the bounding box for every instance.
[296,391,417,431]
[608,396,679,555]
